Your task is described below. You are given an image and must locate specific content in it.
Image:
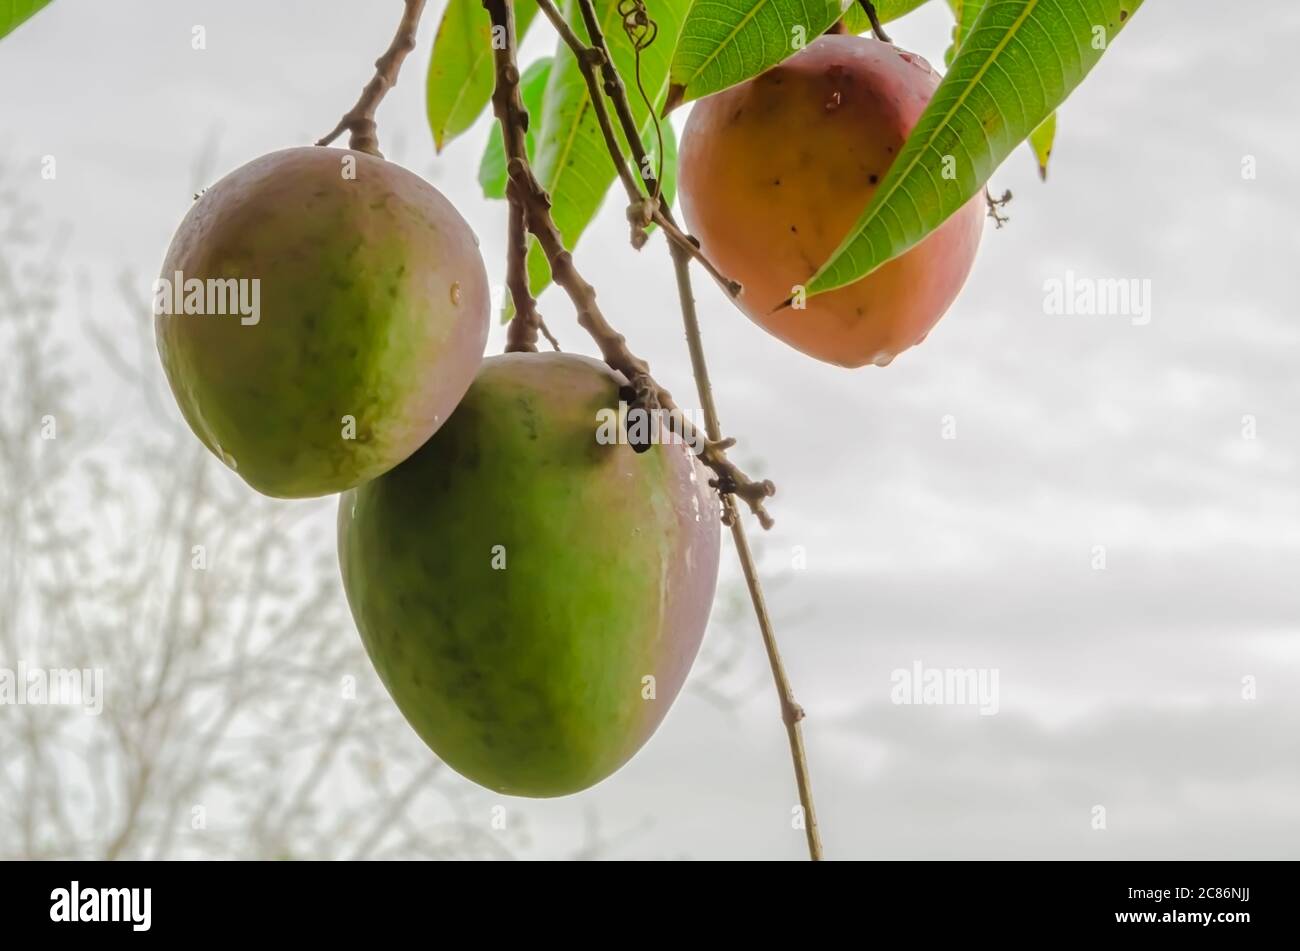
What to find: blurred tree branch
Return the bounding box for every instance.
[0,180,523,860]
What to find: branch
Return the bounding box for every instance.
[858,0,893,43]
[562,0,823,859]
[503,181,560,352]
[483,0,773,528]
[317,0,429,156]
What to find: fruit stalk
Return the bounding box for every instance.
[858,0,893,43]
[547,0,824,859]
[317,0,428,157]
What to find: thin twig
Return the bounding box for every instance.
[503,184,538,351]
[316,0,428,157]
[565,0,823,859]
[858,0,893,43]
[482,0,773,527]
[985,186,1013,227]
[504,180,560,352]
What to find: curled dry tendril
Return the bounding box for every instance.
[618,0,664,200]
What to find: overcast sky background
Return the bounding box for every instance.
[3,0,1298,859]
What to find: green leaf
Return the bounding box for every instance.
[427,0,539,153]
[942,0,981,64]
[478,57,553,200]
[1027,110,1056,179]
[667,0,850,110]
[808,0,1144,296]
[947,0,1056,178]
[525,0,692,297]
[1,0,52,40]
[842,0,936,36]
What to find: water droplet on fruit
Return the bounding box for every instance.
[449,282,462,305]
[873,351,895,367]
[220,449,238,470]
[824,90,842,111]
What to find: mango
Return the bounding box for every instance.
[155,147,489,497]
[679,35,984,368]
[338,352,721,797]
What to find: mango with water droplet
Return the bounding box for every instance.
[679,35,984,368]
[155,147,489,497]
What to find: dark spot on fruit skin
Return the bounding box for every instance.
[789,225,798,234]
[773,178,781,186]
[515,394,539,441]
[869,174,878,184]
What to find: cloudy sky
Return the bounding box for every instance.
[3,0,1298,859]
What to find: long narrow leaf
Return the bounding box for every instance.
[0,0,52,40]
[808,0,1143,296]
[427,0,539,152]
[1028,111,1056,179]
[667,0,850,111]
[947,0,1057,177]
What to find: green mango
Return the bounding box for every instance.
[339,352,722,796]
[155,147,489,497]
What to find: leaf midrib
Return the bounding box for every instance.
[815,0,1041,285]
[676,0,776,93]
[436,16,492,143]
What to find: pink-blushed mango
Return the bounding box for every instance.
[338,353,721,797]
[679,35,984,369]
[155,147,489,497]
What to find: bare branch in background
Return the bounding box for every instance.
[0,186,522,860]
[0,179,762,861]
